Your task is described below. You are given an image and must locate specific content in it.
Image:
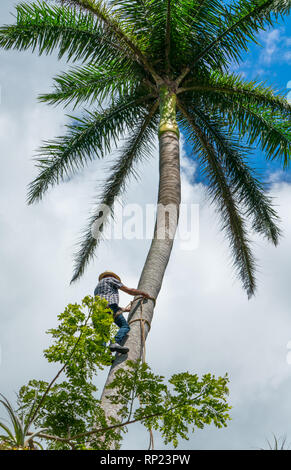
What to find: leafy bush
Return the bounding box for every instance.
[1,296,231,450]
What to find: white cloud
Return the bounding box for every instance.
[259,28,291,66]
[260,29,282,65]
[283,50,291,64]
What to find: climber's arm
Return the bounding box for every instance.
[120,285,154,301]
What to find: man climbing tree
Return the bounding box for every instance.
[94,271,154,354]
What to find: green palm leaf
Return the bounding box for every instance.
[185,0,291,72]
[38,59,143,109]
[183,105,281,245]
[27,93,154,204]
[107,0,155,41]
[178,101,256,297]
[71,101,159,282]
[59,0,161,80]
[0,395,25,445]
[220,98,291,168]
[179,71,291,117]
[0,393,47,448]
[0,1,135,64]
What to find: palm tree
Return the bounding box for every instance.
[1,0,291,446]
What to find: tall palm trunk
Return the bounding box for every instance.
[98,86,181,447]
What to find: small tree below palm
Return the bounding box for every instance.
[0,297,231,450]
[1,0,291,445]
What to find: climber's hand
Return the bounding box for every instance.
[142,292,156,302]
[121,306,131,312]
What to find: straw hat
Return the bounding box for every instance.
[98,271,121,282]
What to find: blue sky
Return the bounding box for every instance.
[184,14,291,185]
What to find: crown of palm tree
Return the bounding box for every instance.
[1,0,291,297]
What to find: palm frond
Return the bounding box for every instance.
[165,0,171,74]
[177,0,291,82]
[58,0,161,80]
[107,0,154,40]
[28,93,154,204]
[179,71,291,117]
[185,105,281,245]
[195,0,291,65]
[218,97,291,168]
[0,1,135,65]
[262,434,290,450]
[175,0,232,75]
[38,59,143,108]
[71,101,159,282]
[178,101,257,297]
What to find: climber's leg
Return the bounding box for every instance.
[108,303,130,354]
[114,313,130,345]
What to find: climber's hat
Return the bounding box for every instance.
[98,271,121,282]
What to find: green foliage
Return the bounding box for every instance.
[38,59,142,109]
[107,361,231,448]
[71,102,159,281]
[1,0,291,294]
[17,380,109,450]
[11,296,123,450]
[27,93,152,205]
[261,434,290,450]
[0,296,231,450]
[0,393,45,450]
[0,1,133,64]
[44,295,116,376]
[178,103,257,296]
[182,71,291,117]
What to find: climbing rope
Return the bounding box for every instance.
[128,295,156,449]
[128,296,151,362]
[128,296,156,361]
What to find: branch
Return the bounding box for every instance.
[27,392,210,445]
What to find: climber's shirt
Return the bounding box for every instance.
[94,276,123,305]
